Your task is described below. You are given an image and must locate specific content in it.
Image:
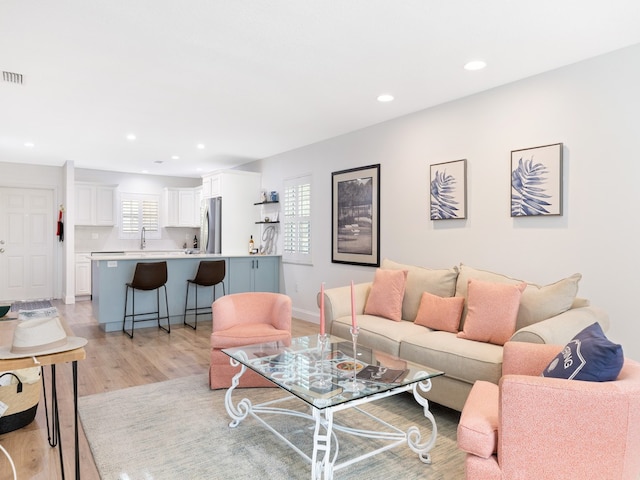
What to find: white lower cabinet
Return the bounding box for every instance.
[75,254,91,296]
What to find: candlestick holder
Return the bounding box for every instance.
[340,326,367,393]
[310,333,332,390]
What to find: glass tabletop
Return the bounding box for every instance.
[222,334,444,409]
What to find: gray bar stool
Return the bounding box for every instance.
[183,260,226,329]
[123,261,170,338]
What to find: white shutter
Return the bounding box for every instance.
[283,175,312,264]
[119,194,161,239]
[121,199,139,234]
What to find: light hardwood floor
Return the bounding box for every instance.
[0,299,318,479]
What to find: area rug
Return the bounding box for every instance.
[78,374,465,479]
[10,300,53,311]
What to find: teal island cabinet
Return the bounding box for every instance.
[91,253,281,332]
[228,256,279,293]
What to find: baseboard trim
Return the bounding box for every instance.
[292,306,318,324]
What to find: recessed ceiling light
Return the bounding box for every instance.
[141,170,149,174]
[126,134,136,141]
[377,94,394,102]
[464,60,487,71]
[171,155,180,160]
[197,143,205,149]
[23,142,35,148]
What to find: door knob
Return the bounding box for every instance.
[0,248,4,253]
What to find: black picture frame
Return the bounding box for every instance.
[331,164,380,266]
[511,143,563,216]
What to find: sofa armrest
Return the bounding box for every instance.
[509,305,609,345]
[319,282,371,333]
[502,342,562,376]
[498,372,635,479]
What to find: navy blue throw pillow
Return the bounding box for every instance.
[542,322,623,381]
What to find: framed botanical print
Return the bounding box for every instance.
[430,159,467,220]
[511,143,563,216]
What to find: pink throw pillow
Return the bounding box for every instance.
[364,269,408,322]
[414,291,464,333]
[457,279,527,345]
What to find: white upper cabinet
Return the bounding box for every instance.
[163,187,201,227]
[75,183,116,226]
[202,173,223,198]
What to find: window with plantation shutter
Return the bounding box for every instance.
[283,174,312,265]
[119,193,161,239]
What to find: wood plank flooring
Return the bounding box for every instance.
[0,299,318,479]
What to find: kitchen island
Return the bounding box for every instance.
[90,252,281,332]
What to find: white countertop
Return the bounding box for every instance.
[87,251,280,261]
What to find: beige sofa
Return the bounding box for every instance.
[321,260,609,411]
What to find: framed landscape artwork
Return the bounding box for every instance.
[331,164,380,267]
[511,143,563,217]
[430,159,467,220]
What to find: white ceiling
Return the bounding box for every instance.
[2,1,640,178]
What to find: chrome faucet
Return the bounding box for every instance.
[140,226,146,250]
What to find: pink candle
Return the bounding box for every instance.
[351,280,357,329]
[319,282,325,336]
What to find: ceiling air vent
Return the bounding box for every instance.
[2,71,24,85]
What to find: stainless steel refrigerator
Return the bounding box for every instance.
[201,197,222,254]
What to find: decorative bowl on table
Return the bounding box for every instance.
[334,360,365,372]
[0,305,10,318]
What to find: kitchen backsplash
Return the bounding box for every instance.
[75,226,199,253]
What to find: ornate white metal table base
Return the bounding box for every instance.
[224,354,438,480]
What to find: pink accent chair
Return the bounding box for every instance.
[209,292,292,389]
[457,341,640,479]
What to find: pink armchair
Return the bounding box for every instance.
[209,292,292,389]
[457,341,640,479]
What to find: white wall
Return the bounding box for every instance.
[254,43,640,361]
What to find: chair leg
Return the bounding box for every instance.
[123,286,133,338]
[122,287,135,339]
[164,284,170,333]
[183,282,197,330]
[158,285,170,334]
[183,282,190,327]
[194,283,199,330]
[131,289,136,337]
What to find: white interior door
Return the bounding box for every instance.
[0,187,54,302]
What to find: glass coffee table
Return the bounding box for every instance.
[223,334,444,479]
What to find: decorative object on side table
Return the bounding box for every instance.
[511,142,563,216]
[430,159,467,220]
[331,164,380,267]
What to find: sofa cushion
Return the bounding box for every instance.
[516,273,582,330]
[457,380,500,458]
[331,314,426,357]
[381,259,458,321]
[457,279,527,346]
[414,291,464,333]
[364,268,408,322]
[542,322,624,381]
[455,264,581,330]
[399,330,504,385]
